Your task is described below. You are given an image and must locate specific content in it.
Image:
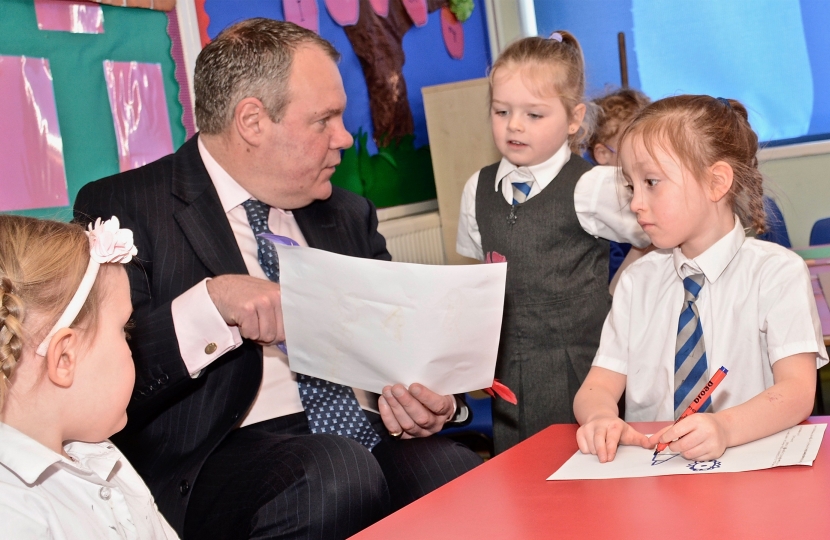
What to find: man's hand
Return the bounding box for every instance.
[378,383,455,438]
[206,275,284,346]
[576,415,652,463]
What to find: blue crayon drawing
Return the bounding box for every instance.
[688,460,721,472]
[651,453,681,466]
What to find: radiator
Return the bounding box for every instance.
[377,210,446,265]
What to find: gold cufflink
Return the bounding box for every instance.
[204,342,217,354]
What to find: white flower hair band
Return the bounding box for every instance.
[36,217,137,357]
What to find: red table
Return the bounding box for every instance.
[352,418,830,539]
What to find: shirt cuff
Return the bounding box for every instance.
[171,278,243,378]
[769,340,829,367]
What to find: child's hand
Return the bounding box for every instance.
[649,414,728,461]
[576,416,651,463]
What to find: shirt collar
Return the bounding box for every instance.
[198,136,253,213]
[493,142,571,192]
[63,441,122,482]
[0,422,62,484]
[672,215,745,283]
[0,423,122,485]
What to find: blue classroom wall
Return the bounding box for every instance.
[534,0,640,97]
[534,0,830,145]
[633,0,811,142]
[800,0,830,136]
[204,0,492,154]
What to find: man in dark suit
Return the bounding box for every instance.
[74,18,480,540]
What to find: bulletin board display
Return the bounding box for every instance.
[0,0,186,221]
[202,0,492,208]
[534,0,830,146]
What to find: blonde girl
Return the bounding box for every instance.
[456,31,648,453]
[574,95,827,462]
[0,215,178,538]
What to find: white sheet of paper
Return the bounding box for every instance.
[548,423,826,480]
[275,245,506,395]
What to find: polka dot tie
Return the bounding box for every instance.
[242,199,382,450]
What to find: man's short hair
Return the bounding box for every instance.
[194,18,341,134]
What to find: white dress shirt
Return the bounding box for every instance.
[0,423,178,540]
[593,217,829,422]
[456,142,650,261]
[170,138,376,427]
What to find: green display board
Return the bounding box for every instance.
[794,246,830,260]
[0,0,185,221]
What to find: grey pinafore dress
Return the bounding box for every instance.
[476,155,611,454]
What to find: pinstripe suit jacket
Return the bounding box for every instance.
[73,135,392,534]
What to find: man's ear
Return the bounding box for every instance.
[568,103,587,135]
[708,161,734,202]
[594,143,612,165]
[234,97,269,147]
[45,329,78,389]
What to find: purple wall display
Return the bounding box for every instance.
[34,0,104,34]
[103,61,174,173]
[0,55,69,212]
[369,0,389,17]
[401,0,427,27]
[283,0,319,33]
[325,0,359,26]
[441,7,463,59]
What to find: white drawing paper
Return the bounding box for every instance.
[275,244,506,395]
[548,423,826,480]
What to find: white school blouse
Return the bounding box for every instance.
[456,142,650,261]
[0,423,178,539]
[593,217,829,422]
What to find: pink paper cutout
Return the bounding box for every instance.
[402,0,427,27]
[325,0,358,26]
[34,0,104,34]
[441,7,464,60]
[0,56,69,212]
[369,0,388,17]
[283,0,319,33]
[103,61,174,173]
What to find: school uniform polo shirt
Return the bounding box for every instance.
[594,217,828,422]
[0,422,177,539]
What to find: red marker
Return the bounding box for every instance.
[654,366,729,455]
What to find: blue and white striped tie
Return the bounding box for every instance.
[674,273,710,418]
[506,168,534,205]
[511,181,532,205]
[242,199,382,450]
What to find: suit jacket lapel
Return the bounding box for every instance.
[171,136,248,277]
[294,198,341,252]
